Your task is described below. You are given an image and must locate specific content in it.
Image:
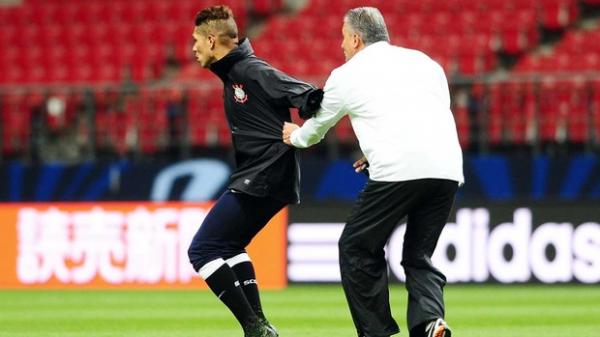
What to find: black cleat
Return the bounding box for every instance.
[425,318,452,337]
[244,322,277,337]
[259,318,278,337]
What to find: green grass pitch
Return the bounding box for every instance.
[1,285,599,337]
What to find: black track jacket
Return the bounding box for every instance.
[209,38,318,203]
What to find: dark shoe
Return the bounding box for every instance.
[259,318,278,337]
[425,318,451,337]
[244,322,277,337]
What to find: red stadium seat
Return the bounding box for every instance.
[503,82,536,145]
[453,95,471,149]
[487,84,504,145]
[252,0,275,16]
[565,80,591,143]
[458,54,485,75]
[142,1,168,22]
[1,0,597,152]
[540,0,579,30]
[1,93,32,155]
[62,23,87,47]
[592,81,600,143]
[537,78,565,143]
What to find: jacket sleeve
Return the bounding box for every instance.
[290,69,347,148]
[248,62,323,119]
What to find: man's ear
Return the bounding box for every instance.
[352,34,361,50]
[207,34,216,50]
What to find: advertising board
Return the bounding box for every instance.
[0,203,287,289]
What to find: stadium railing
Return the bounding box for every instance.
[1,73,600,163]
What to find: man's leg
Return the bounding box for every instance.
[222,193,286,328]
[197,258,258,330]
[188,191,259,332]
[401,179,457,337]
[187,191,283,336]
[228,253,267,320]
[339,180,418,337]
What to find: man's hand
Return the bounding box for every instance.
[283,122,300,145]
[353,156,369,173]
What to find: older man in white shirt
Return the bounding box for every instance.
[283,7,463,337]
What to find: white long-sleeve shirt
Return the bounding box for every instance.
[290,41,464,183]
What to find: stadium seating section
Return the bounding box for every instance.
[1,0,599,156]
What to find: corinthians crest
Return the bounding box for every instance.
[232,84,248,103]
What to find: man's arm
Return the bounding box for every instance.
[282,71,347,148]
[248,61,320,118]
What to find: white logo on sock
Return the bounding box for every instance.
[234,281,240,287]
[243,279,257,286]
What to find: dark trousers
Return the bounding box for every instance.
[339,178,458,337]
[188,190,286,271]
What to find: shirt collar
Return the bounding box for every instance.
[352,41,389,61]
[210,38,254,80]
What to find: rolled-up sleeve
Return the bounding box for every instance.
[290,71,347,148]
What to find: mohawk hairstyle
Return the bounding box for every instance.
[194,5,238,39]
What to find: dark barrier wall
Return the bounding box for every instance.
[287,201,600,284]
[0,159,232,202]
[1,154,600,202]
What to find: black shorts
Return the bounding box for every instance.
[187,190,286,271]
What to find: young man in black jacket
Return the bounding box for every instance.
[187,5,321,337]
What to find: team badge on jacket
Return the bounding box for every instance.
[232,84,248,103]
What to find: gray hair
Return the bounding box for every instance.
[344,7,390,45]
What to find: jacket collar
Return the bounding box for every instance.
[210,38,254,81]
